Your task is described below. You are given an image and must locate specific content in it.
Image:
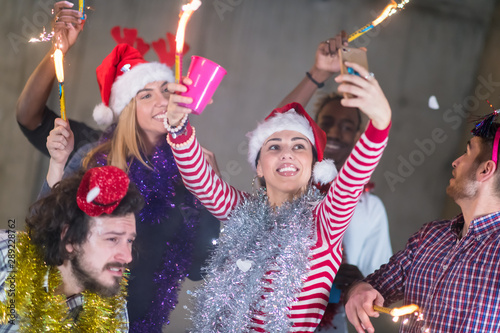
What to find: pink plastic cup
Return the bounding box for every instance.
[179,56,227,115]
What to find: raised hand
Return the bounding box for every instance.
[166,77,194,127]
[335,62,391,130]
[52,1,85,54]
[311,30,348,80]
[46,118,74,187]
[47,118,74,165]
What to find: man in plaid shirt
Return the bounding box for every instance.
[345,118,500,333]
[0,166,143,332]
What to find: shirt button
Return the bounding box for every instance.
[421,327,425,332]
[443,265,448,270]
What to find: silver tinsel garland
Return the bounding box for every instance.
[191,189,324,332]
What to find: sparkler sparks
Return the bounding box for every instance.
[28,27,54,43]
[53,48,66,121]
[175,0,202,83]
[348,0,411,42]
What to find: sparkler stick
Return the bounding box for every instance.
[175,0,202,83]
[373,304,419,317]
[79,0,85,19]
[348,0,411,42]
[53,48,67,121]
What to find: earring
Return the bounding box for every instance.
[252,175,265,195]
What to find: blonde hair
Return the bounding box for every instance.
[83,99,151,172]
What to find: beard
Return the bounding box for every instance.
[71,253,124,298]
[446,169,479,201]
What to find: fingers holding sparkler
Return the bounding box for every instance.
[52,1,85,53]
[345,282,383,333]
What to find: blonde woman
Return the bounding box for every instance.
[44,44,220,332]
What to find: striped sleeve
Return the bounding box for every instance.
[315,121,390,248]
[170,124,247,221]
[286,122,389,332]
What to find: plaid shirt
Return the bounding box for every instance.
[0,231,129,332]
[365,212,500,332]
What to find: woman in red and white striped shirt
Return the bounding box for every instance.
[165,62,391,332]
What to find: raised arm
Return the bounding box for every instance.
[316,61,391,235]
[165,80,247,220]
[16,1,84,130]
[277,31,347,108]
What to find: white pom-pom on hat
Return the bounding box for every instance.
[93,103,115,128]
[313,159,337,185]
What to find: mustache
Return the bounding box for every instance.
[103,262,127,271]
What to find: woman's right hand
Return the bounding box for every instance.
[166,77,194,127]
[47,118,74,165]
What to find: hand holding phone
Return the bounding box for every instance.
[338,47,368,98]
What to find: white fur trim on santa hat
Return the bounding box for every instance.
[313,159,337,185]
[247,109,315,170]
[93,103,114,128]
[93,62,174,127]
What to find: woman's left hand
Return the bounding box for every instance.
[166,77,194,127]
[335,62,391,130]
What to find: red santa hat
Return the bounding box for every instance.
[247,102,337,185]
[76,166,130,217]
[93,44,174,127]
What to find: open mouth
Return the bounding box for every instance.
[276,164,299,176]
[105,263,126,276]
[153,111,167,120]
[325,139,345,151]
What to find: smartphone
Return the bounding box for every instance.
[339,47,369,98]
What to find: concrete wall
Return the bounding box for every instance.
[1,0,499,331]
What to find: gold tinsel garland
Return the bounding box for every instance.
[0,232,128,332]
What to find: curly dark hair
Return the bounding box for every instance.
[26,169,144,266]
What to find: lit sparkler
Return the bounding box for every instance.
[175,0,202,83]
[53,48,66,121]
[373,304,419,317]
[348,0,411,42]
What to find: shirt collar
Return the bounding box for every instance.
[451,211,500,239]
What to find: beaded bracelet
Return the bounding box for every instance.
[164,113,188,139]
[167,126,196,149]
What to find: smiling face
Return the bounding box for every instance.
[446,137,483,202]
[316,99,361,170]
[135,80,171,145]
[66,213,136,297]
[256,130,314,206]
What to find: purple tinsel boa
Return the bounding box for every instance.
[96,128,200,332]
